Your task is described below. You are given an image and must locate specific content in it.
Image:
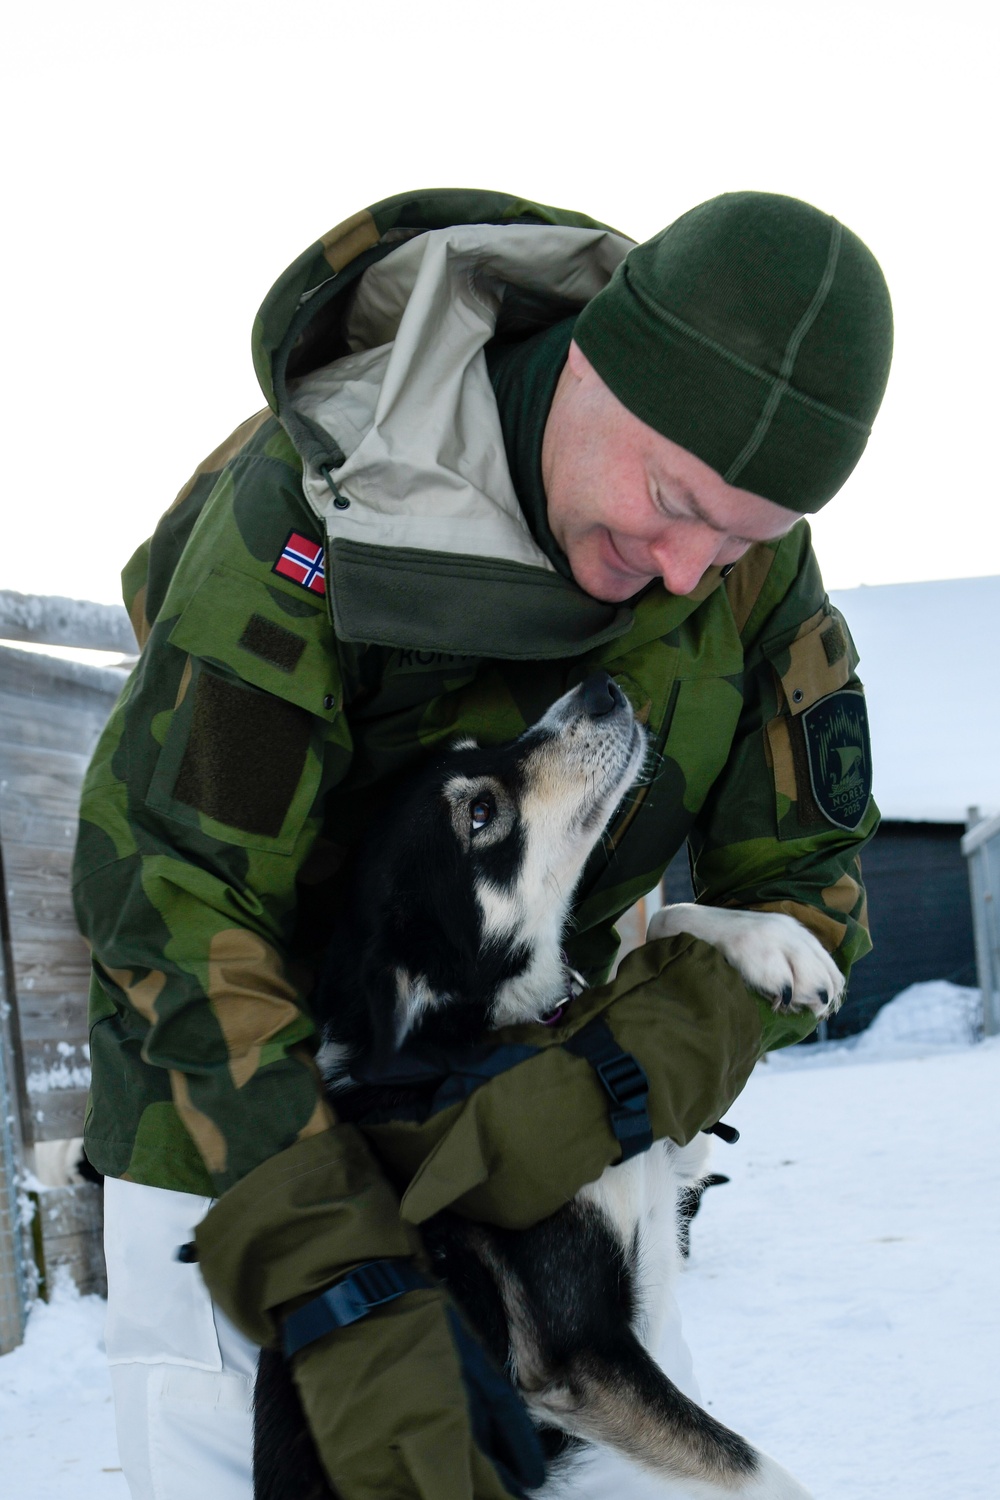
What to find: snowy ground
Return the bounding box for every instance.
[0,1271,126,1498]
[2,981,998,1499]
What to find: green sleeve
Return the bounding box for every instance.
[73,420,354,1194]
[688,524,877,1049]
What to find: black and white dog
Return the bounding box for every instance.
[255,673,842,1498]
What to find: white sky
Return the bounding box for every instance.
[2,1,996,606]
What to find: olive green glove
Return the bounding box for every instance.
[195,1129,543,1499]
[360,933,807,1230]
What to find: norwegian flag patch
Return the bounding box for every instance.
[273,531,326,596]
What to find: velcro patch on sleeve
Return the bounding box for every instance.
[173,668,312,838]
[801,689,872,830]
[238,613,307,674]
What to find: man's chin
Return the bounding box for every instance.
[567,541,652,603]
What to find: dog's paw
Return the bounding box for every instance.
[647,903,844,1017]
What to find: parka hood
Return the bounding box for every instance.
[251,190,743,662]
[253,189,627,456]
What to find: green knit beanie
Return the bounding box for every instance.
[573,192,893,512]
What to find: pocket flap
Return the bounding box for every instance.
[168,563,341,719]
[768,606,852,715]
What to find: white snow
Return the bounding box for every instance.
[828,576,1000,823]
[2,983,998,1499]
[0,1270,126,1498]
[680,1028,1000,1498]
[26,1061,93,1095]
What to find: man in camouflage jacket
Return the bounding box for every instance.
[73,189,892,1500]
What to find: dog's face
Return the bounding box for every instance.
[320,673,646,1061]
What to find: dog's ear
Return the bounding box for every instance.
[393,967,448,1046]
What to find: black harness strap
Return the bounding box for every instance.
[562,1019,653,1161]
[345,1011,658,1167]
[282,1259,429,1359]
[346,1042,541,1126]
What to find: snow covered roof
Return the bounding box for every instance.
[829,576,1000,823]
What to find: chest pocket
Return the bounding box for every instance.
[146,565,343,853]
[763,605,857,837]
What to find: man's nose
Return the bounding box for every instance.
[648,528,722,597]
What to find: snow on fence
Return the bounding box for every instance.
[0,588,136,656]
[962,811,1000,1036]
[0,594,132,1350]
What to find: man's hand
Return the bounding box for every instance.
[290,1285,543,1499]
[195,1130,543,1499]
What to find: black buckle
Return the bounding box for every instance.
[282,1259,428,1359]
[564,1021,654,1162]
[324,1260,404,1325]
[595,1052,648,1110]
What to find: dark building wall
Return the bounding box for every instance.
[660,820,977,1037]
[840,821,977,1035]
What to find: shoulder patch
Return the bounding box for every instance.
[801,689,872,830]
[273,531,326,595]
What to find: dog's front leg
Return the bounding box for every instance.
[647,904,844,1017]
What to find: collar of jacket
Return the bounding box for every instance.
[285,221,728,660]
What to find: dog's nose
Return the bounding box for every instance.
[580,672,625,718]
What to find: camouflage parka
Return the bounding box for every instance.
[73,190,877,1200]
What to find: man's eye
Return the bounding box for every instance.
[470,797,494,831]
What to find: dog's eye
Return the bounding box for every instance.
[469,797,494,832]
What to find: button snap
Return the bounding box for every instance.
[720,563,736,579]
[792,688,804,704]
[323,694,337,711]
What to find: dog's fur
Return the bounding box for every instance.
[254,674,842,1498]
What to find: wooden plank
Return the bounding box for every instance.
[0,803,80,850]
[27,1088,90,1144]
[0,642,129,705]
[34,1183,106,1298]
[10,990,88,1050]
[0,686,114,757]
[0,673,107,1167]
[6,897,82,945]
[8,956,91,1040]
[3,840,75,883]
[0,742,93,804]
[0,589,134,654]
[23,1037,89,1073]
[0,760,86,856]
[24,1041,90,1082]
[1,896,30,1349]
[0,1112,28,1346]
[3,844,81,940]
[0,658,126,711]
[9,936,90,989]
[35,1181,101,1237]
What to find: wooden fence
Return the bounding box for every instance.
[0,591,132,1351]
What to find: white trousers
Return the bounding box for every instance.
[104,1178,257,1500]
[104,1179,701,1500]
